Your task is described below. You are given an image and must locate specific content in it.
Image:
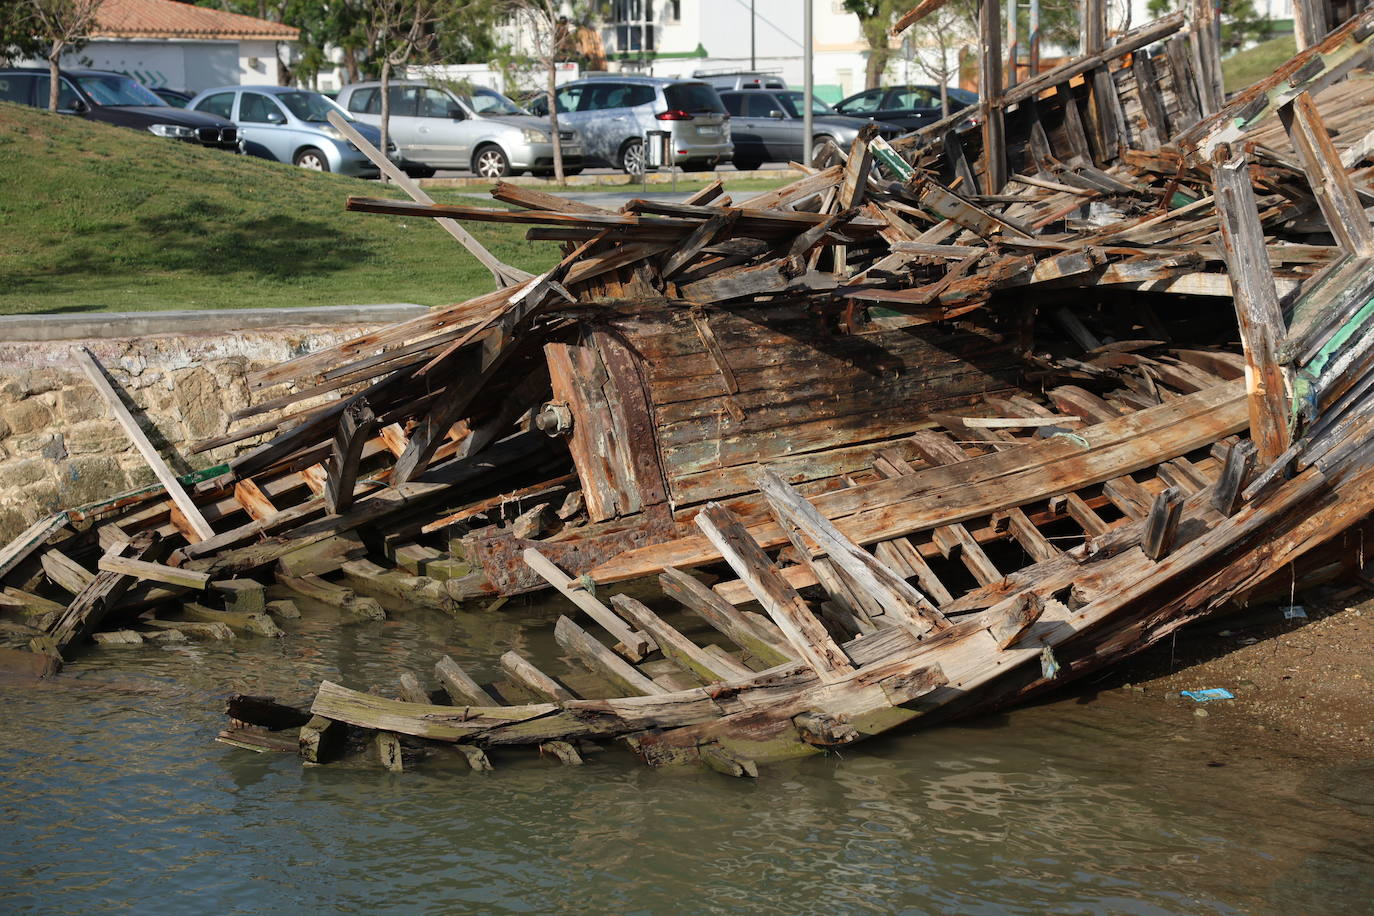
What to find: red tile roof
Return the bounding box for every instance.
[94,0,299,41]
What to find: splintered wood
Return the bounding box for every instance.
[7,7,1374,778]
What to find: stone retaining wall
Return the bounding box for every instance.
[0,325,384,541]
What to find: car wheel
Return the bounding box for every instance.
[680,159,716,172]
[732,156,763,172]
[811,136,836,167]
[620,138,645,176]
[294,147,329,171]
[564,167,583,176]
[473,145,510,179]
[404,166,436,179]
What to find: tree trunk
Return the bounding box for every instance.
[380,57,392,181]
[939,77,949,119]
[47,43,63,112]
[864,52,883,90]
[344,46,360,84]
[547,56,564,186]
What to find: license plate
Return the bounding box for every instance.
[697,125,721,136]
[562,145,582,154]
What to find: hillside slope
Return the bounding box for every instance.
[0,102,559,314]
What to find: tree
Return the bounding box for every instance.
[843,0,904,89]
[498,1,596,185]
[24,0,101,111]
[1,2,44,65]
[905,0,978,116]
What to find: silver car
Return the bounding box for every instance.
[187,85,385,175]
[527,76,732,174]
[337,80,583,178]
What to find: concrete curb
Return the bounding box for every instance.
[0,304,431,342]
[417,167,802,189]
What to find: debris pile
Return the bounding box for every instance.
[4,7,1374,774]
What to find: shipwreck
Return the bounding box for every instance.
[4,4,1374,776]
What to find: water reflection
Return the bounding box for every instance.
[0,601,1370,915]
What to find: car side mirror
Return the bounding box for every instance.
[769,110,786,119]
[69,98,87,113]
[448,106,465,120]
[266,110,285,124]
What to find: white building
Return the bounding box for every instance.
[598,0,885,103]
[58,0,298,94]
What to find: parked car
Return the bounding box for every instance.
[187,85,390,176]
[696,71,787,91]
[526,76,731,174]
[152,88,194,108]
[0,68,239,150]
[718,89,901,170]
[833,85,978,131]
[337,80,582,179]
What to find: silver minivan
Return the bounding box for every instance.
[337,80,583,178]
[527,76,731,174]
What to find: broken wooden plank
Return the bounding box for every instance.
[435,655,500,707]
[694,503,855,681]
[97,556,210,590]
[523,548,653,661]
[553,615,667,696]
[73,348,214,543]
[1143,486,1185,561]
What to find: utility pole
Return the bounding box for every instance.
[1006,0,1018,88]
[751,0,756,69]
[803,0,814,166]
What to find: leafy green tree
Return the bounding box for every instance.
[1,2,44,65]
[1146,0,1272,51]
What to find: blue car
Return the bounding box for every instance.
[186,84,393,175]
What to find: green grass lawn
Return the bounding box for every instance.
[0,103,789,315]
[1223,35,1298,94]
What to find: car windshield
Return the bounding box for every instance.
[947,87,979,105]
[278,90,353,123]
[777,91,834,117]
[460,87,524,115]
[75,74,164,107]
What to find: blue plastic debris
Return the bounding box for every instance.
[1181,688,1234,702]
[1281,605,1308,620]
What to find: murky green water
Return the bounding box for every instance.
[1,601,1371,915]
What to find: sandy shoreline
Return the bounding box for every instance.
[1085,588,1374,764]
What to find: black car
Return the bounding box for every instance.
[719,89,902,170]
[152,87,194,108]
[834,85,979,132]
[0,68,240,150]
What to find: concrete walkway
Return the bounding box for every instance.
[0,304,430,342]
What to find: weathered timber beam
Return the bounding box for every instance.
[658,567,794,667]
[1212,440,1258,517]
[694,503,855,681]
[324,398,378,516]
[1180,5,1374,157]
[1279,91,1374,256]
[435,655,500,707]
[1142,486,1185,560]
[524,549,653,661]
[553,616,666,696]
[1212,149,1293,465]
[74,348,214,543]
